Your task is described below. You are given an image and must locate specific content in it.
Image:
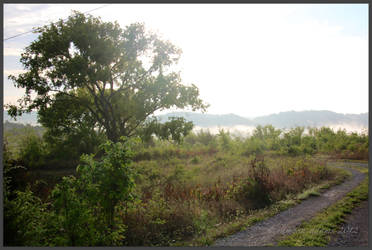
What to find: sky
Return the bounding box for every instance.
[3,4,368,118]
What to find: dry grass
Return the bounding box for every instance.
[121,153,339,246]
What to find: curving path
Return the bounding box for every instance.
[213,162,367,247]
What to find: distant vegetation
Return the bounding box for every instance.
[4,121,368,246]
[3,11,368,247]
[8,110,367,132]
[158,110,368,130]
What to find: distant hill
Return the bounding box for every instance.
[252,110,368,129]
[3,110,368,132]
[3,111,39,125]
[157,112,255,127]
[3,120,45,134]
[158,110,368,131]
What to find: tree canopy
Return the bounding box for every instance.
[8,11,208,142]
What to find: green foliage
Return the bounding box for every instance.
[299,135,317,155]
[140,117,194,144]
[233,157,272,209]
[51,176,99,246]
[7,11,207,143]
[4,139,136,246]
[184,129,218,148]
[217,129,232,151]
[4,122,45,159]
[4,121,368,246]
[3,154,55,246]
[242,137,265,156]
[51,139,135,245]
[191,156,201,164]
[43,126,106,168]
[4,187,53,246]
[3,142,14,200]
[18,132,47,168]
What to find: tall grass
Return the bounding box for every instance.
[122,154,337,246]
[4,124,365,246]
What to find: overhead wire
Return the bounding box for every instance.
[4,4,111,42]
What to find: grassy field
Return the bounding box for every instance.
[3,123,368,246]
[117,148,350,246]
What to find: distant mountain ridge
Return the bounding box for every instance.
[253,110,368,128]
[3,111,39,125]
[3,110,368,130]
[158,112,256,127]
[158,110,368,129]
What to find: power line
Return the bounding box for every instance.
[4,4,111,42]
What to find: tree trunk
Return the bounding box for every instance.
[106,128,119,143]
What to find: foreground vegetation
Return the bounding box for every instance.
[4,120,368,246]
[4,11,369,246]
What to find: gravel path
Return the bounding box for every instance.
[328,200,368,247]
[213,162,367,246]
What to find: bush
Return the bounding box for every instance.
[4,187,53,246]
[242,137,265,156]
[18,133,47,169]
[217,129,232,151]
[57,139,135,245]
[43,128,106,168]
[4,139,136,246]
[185,129,217,148]
[233,157,272,209]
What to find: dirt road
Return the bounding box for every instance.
[213,162,367,246]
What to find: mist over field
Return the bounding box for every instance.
[3,4,368,247]
[193,124,367,136]
[5,110,368,135]
[158,111,368,135]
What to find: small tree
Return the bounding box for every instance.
[51,138,136,245]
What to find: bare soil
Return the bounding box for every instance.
[213,162,367,246]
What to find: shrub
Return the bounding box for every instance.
[18,133,47,168]
[56,139,135,245]
[233,157,272,209]
[217,129,232,151]
[242,137,265,156]
[5,139,136,246]
[191,156,201,164]
[4,187,53,246]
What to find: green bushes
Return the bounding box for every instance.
[217,129,232,151]
[184,129,218,148]
[4,139,135,246]
[4,122,367,246]
[238,157,272,209]
[119,155,337,246]
[43,128,106,168]
[5,123,368,175]
[4,187,53,246]
[50,139,135,245]
[18,132,48,168]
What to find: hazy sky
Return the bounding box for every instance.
[3,4,368,118]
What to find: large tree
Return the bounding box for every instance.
[7,11,207,142]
